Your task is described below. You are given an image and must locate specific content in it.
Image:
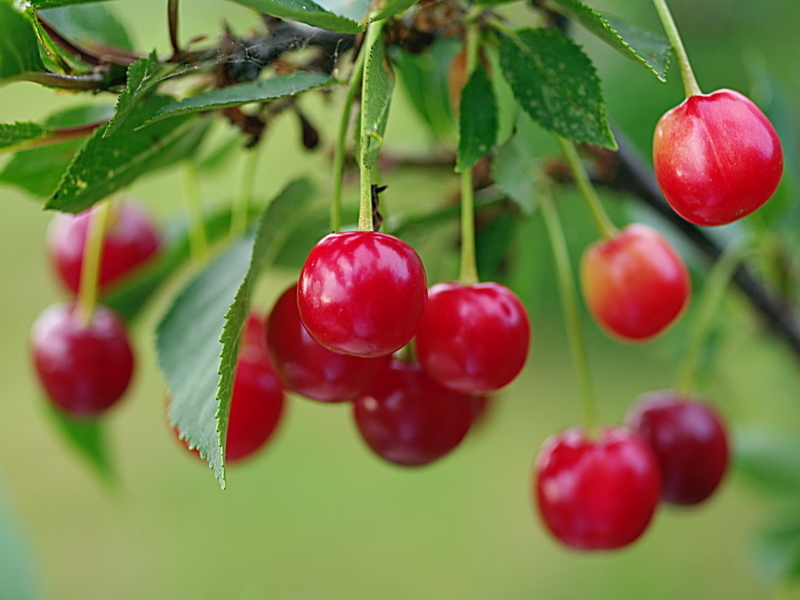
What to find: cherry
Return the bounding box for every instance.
[297,231,427,358]
[626,391,729,506]
[414,281,530,394]
[534,426,661,550]
[653,89,783,227]
[352,359,477,467]
[267,284,391,403]
[581,224,690,341]
[31,303,134,418]
[47,200,161,295]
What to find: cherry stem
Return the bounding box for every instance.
[181,161,209,265]
[458,24,481,286]
[232,142,262,238]
[557,136,618,240]
[331,42,367,233]
[539,183,598,437]
[76,201,111,327]
[168,0,182,61]
[651,0,702,97]
[675,242,752,395]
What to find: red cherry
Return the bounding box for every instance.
[535,426,661,550]
[31,303,134,418]
[297,231,427,358]
[581,224,690,341]
[352,359,476,467]
[267,284,391,403]
[626,391,729,506]
[47,201,161,295]
[653,89,783,226]
[414,281,530,394]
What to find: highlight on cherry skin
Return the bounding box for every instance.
[653,88,783,227]
[47,200,162,296]
[580,223,691,342]
[534,426,662,551]
[31,303,134,418]
[267,283,391,403]
[626,390,729,506]
[352,358,479,467]
[414,281,530,394]
[297,231,427,358]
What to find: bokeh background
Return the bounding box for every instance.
[1,0,800,598]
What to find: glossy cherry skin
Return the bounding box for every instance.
[31,303,134,418]
[267,284,391,403]
[353,359,477,467]
[626,391,729,505]
[47,201,161,295]
[581,224,690,341]
[535,426,661,551]
[414,281,530,394]
[297,231,427,358]
[654,89,783,226]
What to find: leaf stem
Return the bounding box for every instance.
[77,201,111,327]
[674,242,751,395]
[557,136,617,240]
[22,70,107,91]
[651,0,702,97]
[168,0,182,61]
[231,142,262,238]
[182,161,209,264]
[539,183,597,437]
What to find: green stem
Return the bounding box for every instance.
[675,242,751,395]
[232,142,262,237]
[22,70,106,91]
[76,201,111,327]
[651,0,702,97]
[182,161,209,265]
[557,136,618,240]
[331,43,368,233]
[540,184,598,437]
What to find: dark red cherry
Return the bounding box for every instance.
[47,201,161,295]
[626,391,729,505]
[31,303,134,418]
[414,281,530,394]
[581,224,690,341]
[653,89,783,226]
[297,231,427,358]
[353,359,476,467]
[267,284,390,403]
[535,426,661,550]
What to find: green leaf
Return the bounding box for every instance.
[39,3,133,50]
[491,130,539,216]
[0,0,46,83]
[103,52,170,137]
[0,121,51,151]
[735,427,800,497]
[498,28,616,149]
[30,0,106,7]
[457,63,498,171]
[360,23,393,170]
[756,517,800,582]
[146,72,332,125]
[46,402,114,481]
[0,481,39,600]
[549,0,669,81]
[228,0,364,33]
[0,104,113,197]
[370,0,417,21]
[157,179,315,487]
[47,95,211,214]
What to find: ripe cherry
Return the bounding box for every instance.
[31,303,134,418]
[626,391,729,506]
[653,89,783,226]
[414,281,530,394]
[581,224,690,341]
[47,200,161,295]
[267,284,391,403]
[297,231,427,358]
[352,359,477,467]
[535,426,661,550]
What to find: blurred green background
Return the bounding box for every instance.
[1,0,799,598]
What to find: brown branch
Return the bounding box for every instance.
[37,14,137,67]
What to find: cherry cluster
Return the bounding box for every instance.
[30,202,161,418]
